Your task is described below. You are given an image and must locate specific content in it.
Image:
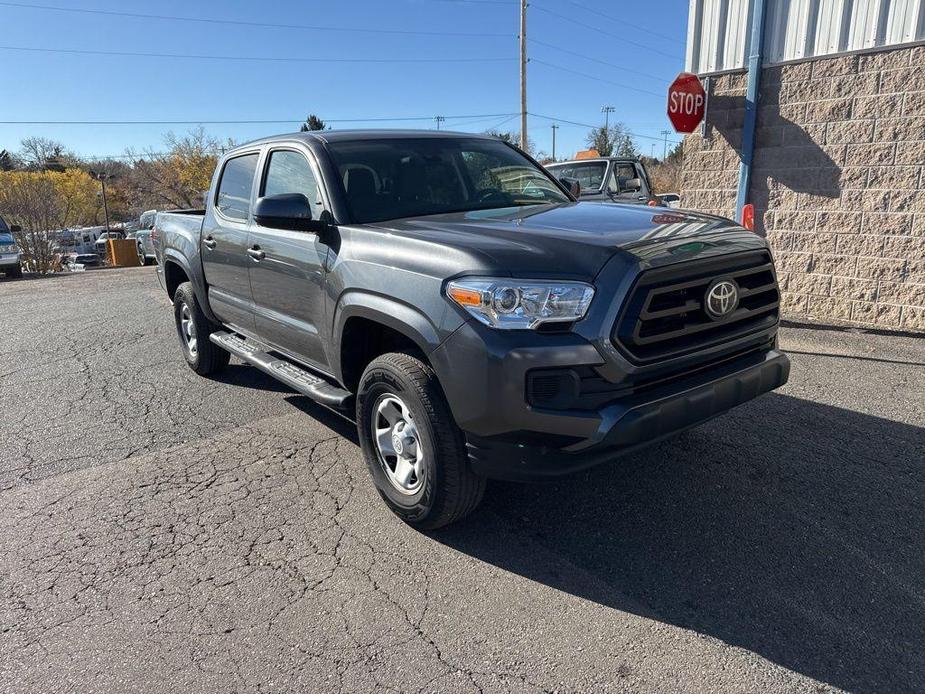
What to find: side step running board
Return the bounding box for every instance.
[210,331,352,408]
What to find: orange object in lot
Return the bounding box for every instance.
[574,149,600,160]
[107,238,141,267]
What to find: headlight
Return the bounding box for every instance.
[446,278,594,329]
[0,244,17,254]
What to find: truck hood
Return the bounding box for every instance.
[372,202,767,279]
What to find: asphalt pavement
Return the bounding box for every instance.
[0,267,922,693]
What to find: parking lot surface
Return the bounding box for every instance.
[1,267,922,693]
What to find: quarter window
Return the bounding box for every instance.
[216,153,259,221]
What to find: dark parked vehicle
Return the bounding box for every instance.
[155,130,789,528]
[545,157,657,205]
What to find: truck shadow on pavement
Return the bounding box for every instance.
[433,393,924,694]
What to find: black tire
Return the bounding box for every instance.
[138,245,150,266]
[7,265,22,279]
[356,352,486,530]
[173,281,230,376]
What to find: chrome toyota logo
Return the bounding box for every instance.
[704,279,739,319]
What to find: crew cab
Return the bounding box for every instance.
[154,130,789,529]
[546,157,656,205]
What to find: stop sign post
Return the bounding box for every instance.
[667,72,706,133]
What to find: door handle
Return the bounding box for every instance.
[203,236,217,250]
[247,246,265,261]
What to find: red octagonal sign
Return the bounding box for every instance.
[667,72,706,134]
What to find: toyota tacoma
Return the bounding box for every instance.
[154,130,789,529]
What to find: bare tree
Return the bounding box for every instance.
[585,124,638,158]
[18,137,75,171]
[123,128,225,211]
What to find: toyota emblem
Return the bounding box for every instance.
[704,279,739,319]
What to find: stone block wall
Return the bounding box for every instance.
[680,44,925,331]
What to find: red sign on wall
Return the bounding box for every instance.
[667,72,706,134]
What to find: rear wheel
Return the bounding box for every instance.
[356,352,485,529]
[137,244,149,266]
[173,281,230,376]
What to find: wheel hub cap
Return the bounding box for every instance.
[372,395,425,495]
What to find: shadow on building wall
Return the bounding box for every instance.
[705,75,842,235]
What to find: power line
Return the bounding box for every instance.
[529,113,682,145]
[543,0,679,42]
[0,1,514,37]
[531,5,683,61]
[526,38,668,83]
[0,45,514,65]
[530,59,666,98]
[0,112,521,126]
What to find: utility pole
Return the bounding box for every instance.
[433,115,446,130]
[660,129,671,160]
[91,171,112,231]
[519,0,527,151]
[601,105,615,130]
[551,123,558,161]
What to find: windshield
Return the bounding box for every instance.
[0,216,8,233]
[545,161,607,190]
[0,233,14,245]
[326,137,570,224]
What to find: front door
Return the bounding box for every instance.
[607,162,649,204]
[248,147,331,370]
[201,151,260,334]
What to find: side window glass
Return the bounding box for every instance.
[216,153,259,221]
[262,150,324,214]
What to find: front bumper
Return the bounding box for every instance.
[430,311,789,481]
[464,347,789,480]
[0,253,20,267]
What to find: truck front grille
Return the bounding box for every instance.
[613,250,780,363]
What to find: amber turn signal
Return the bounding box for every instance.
[447,286,483,307]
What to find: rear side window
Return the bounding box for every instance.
[261,150,324,214]
[216,154,259,221]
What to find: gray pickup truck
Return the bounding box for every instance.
[546,157,657,205]
[155,130,789,528]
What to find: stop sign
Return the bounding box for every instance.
[667,72,706,133]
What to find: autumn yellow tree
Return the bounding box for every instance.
[0,168,101,271]
[123,128,226,211]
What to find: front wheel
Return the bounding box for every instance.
[173,281,230,376]
[6,264,22,279]
[356,352,485,530]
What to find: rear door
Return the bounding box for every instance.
[201,151,260,334]
[247,146,332,370]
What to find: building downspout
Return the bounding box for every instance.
[735,0,768,223]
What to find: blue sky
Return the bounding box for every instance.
[0,0,687,161]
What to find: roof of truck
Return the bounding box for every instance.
[236,129,499,149]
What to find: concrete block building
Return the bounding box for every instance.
[681,0,925,330]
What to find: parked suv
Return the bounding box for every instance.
[155,130,789,528]
[546,157,656,205]
[0,215,23,278]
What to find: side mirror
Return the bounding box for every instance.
[624,177,642,192]
[9,224,21,233]
[559,177,581,198]
[254,193,327,233]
